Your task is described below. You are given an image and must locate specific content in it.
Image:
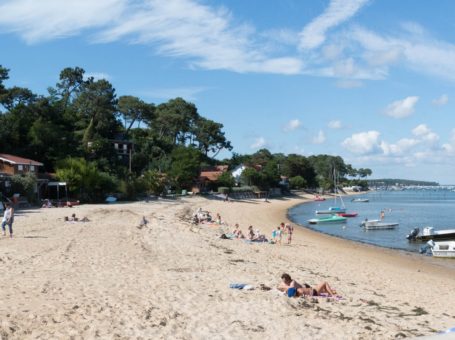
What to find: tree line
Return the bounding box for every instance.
[0,65,372,202]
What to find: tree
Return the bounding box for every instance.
[168,146,202,190]
[118,95,155,134]
[216,171,235,189]
[289,176,307,189]
[56,157,117,202]
[193,117,232,158]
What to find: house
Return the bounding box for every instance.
[192,165,229,193]
[0,154,43,176]
[231,163,263,185]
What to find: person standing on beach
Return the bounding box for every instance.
[285,223,294,245]
[1,202,14,238]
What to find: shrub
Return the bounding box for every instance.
[289,176,307,189]
[10,174,37,203]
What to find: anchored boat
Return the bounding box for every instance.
[362,220,399,230]
[406,226,455,242]
[316,206,346,215]
[352,198,369,202]
[308,215,347,225]
[423,240,455,258]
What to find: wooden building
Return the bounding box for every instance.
[0,154,43,176]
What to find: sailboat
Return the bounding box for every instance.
[316,169,346,215]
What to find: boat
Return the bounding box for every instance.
[314,196,326,201]
[308,215,347,224]
[337,212,358,218]
[316,206,346,215]
[352,198,369,202]
[316,169,346,215]
[423,240,455,258]
[362,220,399,230]
[406,226,455,242]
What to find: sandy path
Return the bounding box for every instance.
[0,196,454,339]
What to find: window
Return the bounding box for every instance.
[18,165,23,171]
[30,165,35,171]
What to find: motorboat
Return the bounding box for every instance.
[316,207,346,215]
[352,198,369,203]
[308,215,347,225]
[421,240,455,258]
[337,212,358,218]
[362,220,399,230]
[406,227,455,242]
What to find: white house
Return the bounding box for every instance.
[232,164,247,185]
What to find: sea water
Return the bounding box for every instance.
[288,189,455,253]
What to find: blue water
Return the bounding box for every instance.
[288,190,455,253]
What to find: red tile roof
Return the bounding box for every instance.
[0,154,43,166]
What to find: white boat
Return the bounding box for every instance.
[363,220,399,230]
[316,207,346,215]
[352,198,369,202]
[406,227,455,242]
[427,240,455,258]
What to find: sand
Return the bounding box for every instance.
[0,194,454,339]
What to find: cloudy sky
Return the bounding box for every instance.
[1,0,455,183]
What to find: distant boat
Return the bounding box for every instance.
[362,220,399,230]
[308,215,347,225]
[406,226,455,242]
[425,240,455,258]
[352,198,369,202]
[314,196,326,201]
[337,212,358,218]
[316,207,346,215]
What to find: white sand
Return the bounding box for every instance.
[0,195,454,339]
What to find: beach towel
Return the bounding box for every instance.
[229,283,254,290]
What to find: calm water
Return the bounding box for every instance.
[288,190,455,253]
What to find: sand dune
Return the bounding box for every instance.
[0,195,454,339]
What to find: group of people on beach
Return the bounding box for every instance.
[192,208,294,245]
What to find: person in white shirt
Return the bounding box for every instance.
[1,202,14,238]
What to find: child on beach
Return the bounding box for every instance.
[285,223,294,245]
[1,203,14,238]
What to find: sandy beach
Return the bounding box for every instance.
[1,194,454,339]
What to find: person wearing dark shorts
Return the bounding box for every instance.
[1,202,14,238]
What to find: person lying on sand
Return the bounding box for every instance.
[278,273,337,297]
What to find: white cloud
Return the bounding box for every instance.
[0,0,126,43]
[283,119,302,132]
[96,0,303,75]
[312,130,326,144]
[328,120,343,129]
[384,96,419,119]
[432,94,448,106]
[298,0,368,50]
[250,137,267,149]
[412,124,439,145]
[380,138,419,156]
[342,130,380,154]
[139,86,208,101]
[335,79,363,88]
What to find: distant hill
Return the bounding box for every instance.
[368,179,439,187]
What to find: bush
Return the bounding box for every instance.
[10,174,37,203]
[218,187,230,194]
[143,170,167,196]
[289,176,307,189]
[56,157,118,202]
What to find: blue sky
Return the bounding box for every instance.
[1,0,455,183]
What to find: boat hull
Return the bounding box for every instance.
[338,213,358,217]
[308,216,347,224]
[364,222,398,230]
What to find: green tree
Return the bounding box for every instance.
[168,146,202,190]
[289,176,307,189]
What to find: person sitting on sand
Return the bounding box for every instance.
[215,213,222,225]
[278,273,337,297]
[232,224,245,238]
